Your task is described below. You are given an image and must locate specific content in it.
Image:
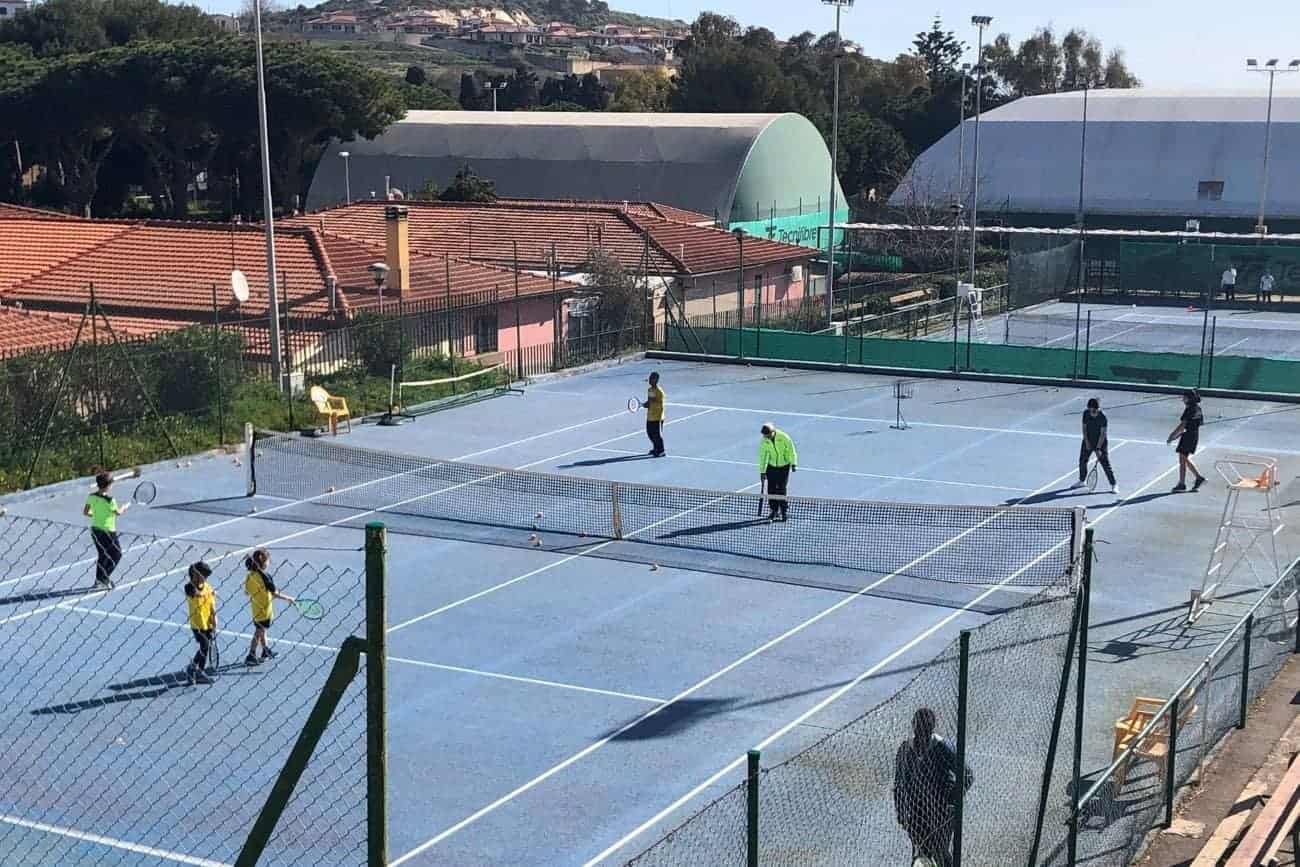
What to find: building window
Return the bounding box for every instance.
[474,314,498,353]
[1197,181,1224,201]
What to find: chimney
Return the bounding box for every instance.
[326,274,338,313]
[384,205,411,294]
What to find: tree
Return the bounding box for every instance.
[439,165,496,203]
[608,69,671,112]
[540,72,610,110]
[0,0,219,57]
[983,25,1140,98]
[501,66,539,110]
[398,80,458,111]
[585,248,643,334]
[911,16,964,92]
[404,64,426,86]
[835,113,911,201]
[458,72,486,110]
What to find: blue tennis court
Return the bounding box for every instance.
[0,356,1296,866]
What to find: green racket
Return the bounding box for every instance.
[293,598,325,620]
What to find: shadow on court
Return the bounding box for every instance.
[0,587,97,607]
[29,666,262,715]
[560,454,655,469]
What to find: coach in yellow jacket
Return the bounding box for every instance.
[758,423,798,522]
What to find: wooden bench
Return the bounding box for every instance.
[889,288,929,306]
[1225,754,1300,867]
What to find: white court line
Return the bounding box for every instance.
[388,455,1093,866]
[387,474,759,635]
[584,400,1285,865]
[1218,336,1253,354]
[0,407,642,592]
[1,407,723,627]
[667,400,1300,455]
[586,447,1034,493]
[1088,323,1152,347]
[0,813,229,867]
[62,607,666,705]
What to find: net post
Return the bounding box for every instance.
[1163,695,1180,828]
[365,522,389,867]
[1068,528,1094,866]
[1207,316,1217,388]
[951,292,959,372]
[953,629,971,867]
[1238,613,1253,729]
[611,482,623,539]
[746,749,760,867]
[244,423,256,496]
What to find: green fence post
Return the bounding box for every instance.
[365,522,389,867]
[234,637,365,867]
[746,749,760,867]
[1239,614,1254,730]
[1206,316,1217,388]
[953,629,971,867]
[1067,528,1094,867]
[1163,695,1180,829]
[1082,311,1092,379]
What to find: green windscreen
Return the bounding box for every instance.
[666,325,1300,396]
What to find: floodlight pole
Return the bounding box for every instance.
[1246,58,1299,235]
[822,0,853,329]
[968,16,992,286]
[253,0,284,393]
[1072,81,1089,379]
[486,81,507,112]
[952,63,970,274]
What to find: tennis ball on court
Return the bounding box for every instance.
[327,485,336,493]
[528,533,538,542]
[650,563,659,571]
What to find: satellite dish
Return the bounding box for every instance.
[231,269,250,304]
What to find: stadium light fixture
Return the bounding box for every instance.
[968,15,993,284]
[1246,56,1299,234]
[820,0,854,328]
[485,81,508,112]
[338,151,351,205]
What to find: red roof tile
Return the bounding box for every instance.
[0,203,77,221]
[0,220,134,293]
[1,221,338,319]
[290,201,811,276]
[320,233,561,308]
[0,306,84,355]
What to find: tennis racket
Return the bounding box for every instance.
[293,598,325,620]
[133,481,157,506]
[627,397,641,413]
[209,629,220,676]
[1086,459,1099,493]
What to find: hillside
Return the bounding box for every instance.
[295,0,683,31]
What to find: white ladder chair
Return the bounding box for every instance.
[1188,454,1289,624]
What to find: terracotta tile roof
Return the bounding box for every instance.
[0,306,85,355]
[0,221,339,319]
[0,203,77,221]
[291,201,812,276]
[495,198,714,225]
[320,233,561,308]
[0,219,134,293]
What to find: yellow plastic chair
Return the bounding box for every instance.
[309,386,351,436]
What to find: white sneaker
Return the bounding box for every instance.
[1110,484,1120,495]
[1070,480,1085,489]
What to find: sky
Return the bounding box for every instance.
[618,0,1300,91]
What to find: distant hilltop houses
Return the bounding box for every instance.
[0,0,29,19]
[287,6,687,69]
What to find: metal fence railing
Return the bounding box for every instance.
[1062,557,1300,867]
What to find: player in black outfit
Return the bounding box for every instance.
[1167,389,1208,492]
[1074,398,1118,494]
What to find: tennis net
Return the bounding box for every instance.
[249,433,1083,595]
[388,364,516,419]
